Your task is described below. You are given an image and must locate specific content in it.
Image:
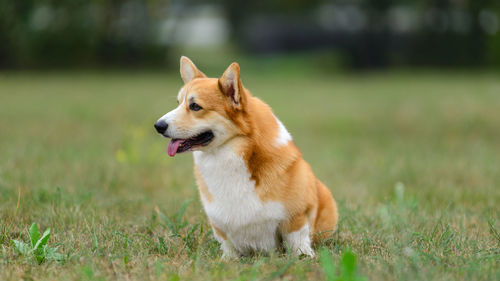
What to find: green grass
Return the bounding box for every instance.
[0,69,499,280]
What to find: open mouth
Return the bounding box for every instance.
[167,131,214,157]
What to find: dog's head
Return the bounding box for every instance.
[155,56,250,156]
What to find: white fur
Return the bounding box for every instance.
[220,240,239,259]
[212,230,238,259]
[157,87,186,132]
[283,223,315,257]
[157,101,189,138]
[177,86,185,101]
[274,115,292,147]
[194,146,287,256]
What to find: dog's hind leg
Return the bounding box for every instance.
[312,180,338,244]
[280,214,315,257]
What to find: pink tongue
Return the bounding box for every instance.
[167,139,183,157]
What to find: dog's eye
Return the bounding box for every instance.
[189,103,202,111]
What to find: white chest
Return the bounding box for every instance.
[193,147,286,253]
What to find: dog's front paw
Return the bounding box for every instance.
[221,251,239,260]
[220,241,239,260]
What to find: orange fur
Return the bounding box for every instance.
[211,223,228,240]
[159,57,338,256]
[194,165,213,203]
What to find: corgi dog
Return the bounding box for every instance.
[154,56,338,258]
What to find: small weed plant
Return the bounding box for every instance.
[320,248,366,281]
[12,223,64,264]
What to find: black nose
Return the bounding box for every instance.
[154,120,168,134]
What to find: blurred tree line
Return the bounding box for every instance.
[0,0,166,68]
[230,0,500,68]
[0,0,499,69]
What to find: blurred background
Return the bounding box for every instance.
[1,0,500,70]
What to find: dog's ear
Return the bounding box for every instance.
[219,62,244,110]
[180,56,206,83]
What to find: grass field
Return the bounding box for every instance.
[0,69,499,280]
